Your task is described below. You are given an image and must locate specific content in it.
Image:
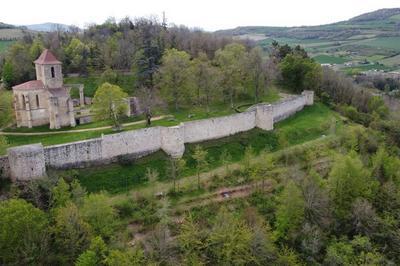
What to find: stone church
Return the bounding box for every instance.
[12,49,76,129]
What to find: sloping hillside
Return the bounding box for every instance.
[0,22,34,41]
[216,8,400,41]
[25,22,75,32]
[217,8,400,70]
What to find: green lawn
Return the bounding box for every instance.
[3,115,147,133]
[71,103,338,194]
[0,40,14,53]
[65,74,136,97]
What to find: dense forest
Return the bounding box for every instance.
[0,17,249,86]
[1,16,400,266]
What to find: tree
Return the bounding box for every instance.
[300,171,332,229]
[0,199,49,265]
[368,96,389,118]
[0,90,13,127]
[53,202,92,264]
[75,236,108,266]
[75,251,98,266]
[279,54,322,93]
[242,145,254,171]
[80,193,117,238]
[324,236,387,265]
[29,38,44,61]
[328,151,377,220]
[51,178,72,208]
[215,43,247,108]
[371,147,400,184]
[167,157,186,192]
[207,207,254,265]
[105,248,145,266]
[179,213,204,257]
[92,82,128,129]
[190,52,221,112]
[157,48,192,110]
[1,60,15,88]
[246,47,265,103]
[6,42,35,83]
[192,145,208,189]
[220,148,232,176]
[71,179,87,206]
[100,67,118,84]
[65,38,90,73]
[274,181,305,241]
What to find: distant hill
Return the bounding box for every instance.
[350,8,400,22]
[216,8,400,70]
[216,8,400,41]
[24,22,76,32]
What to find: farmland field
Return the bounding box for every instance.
[313,54,350,64]
[0,29,26,40]
[358,37,400,51]
[379,54,400,67]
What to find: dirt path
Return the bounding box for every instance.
[0,115,171,136]
[172,180,274,213]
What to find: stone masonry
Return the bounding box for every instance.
[1,91,314,181]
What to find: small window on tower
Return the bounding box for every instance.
[36,94,40,108]
[51,67,55,78]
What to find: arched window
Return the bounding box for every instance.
[36,94,40,108]
[51,66,55,78]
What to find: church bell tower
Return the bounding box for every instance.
[34,49,63,89]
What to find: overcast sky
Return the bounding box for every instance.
[1,0,399,31]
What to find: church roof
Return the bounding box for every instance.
[34,49,61,65]
[12,80,45,91]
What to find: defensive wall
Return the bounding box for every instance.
[1,91,314,181]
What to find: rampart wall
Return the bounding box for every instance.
[1,91,314,181]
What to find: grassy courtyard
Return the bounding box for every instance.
[1,89,281,154]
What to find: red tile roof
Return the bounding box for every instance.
[12,80,45,90]
[34,49,61,65]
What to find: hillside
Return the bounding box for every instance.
[216,8,400,70]
[216,8,400,40]
[25,22,76,32]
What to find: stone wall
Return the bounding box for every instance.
[0,156,10,180]
[184,112,256,143]
[44,138,103,169]
[7,144,46,181]
[102,127,162,161]
[3,91,314,180]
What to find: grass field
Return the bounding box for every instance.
[360,37,400,51]
[0,40,15,53]
[71,103,338,194]
[313,54,350,64]
[379,54,400,67]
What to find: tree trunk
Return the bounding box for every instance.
[197,171,200,190]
